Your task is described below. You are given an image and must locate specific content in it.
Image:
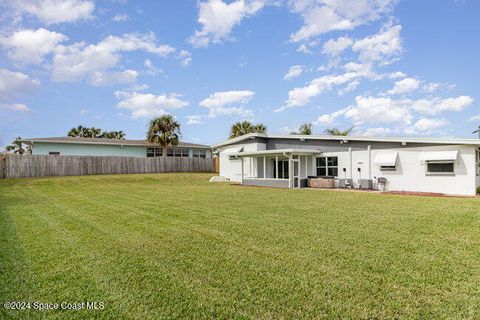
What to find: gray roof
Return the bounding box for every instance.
[212,133,480,148]
[21,137,210,149]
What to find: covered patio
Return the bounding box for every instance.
[230,149,322,189]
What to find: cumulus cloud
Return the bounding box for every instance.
[289,0,396,42]
[52,32,175,83]
[88,70,138,87]
[410,96,474,115]
[388,71,406,79]
[322,36,353,56]
[113,14,129,22]
[343,95,412,125]
[407,118,448,133]
[0,28,68,65]
[144,59,162,75]
[7,0,94,24]
[200,90,254,118]
[114,91,189,119]
[386,77,420,95]
[422,82,455,93]
[352,24,402,64]
[189,0,264,47]
[178,50,192,67]
[0,68,39,113]
[284,65,305,80]
[186,115,204,125]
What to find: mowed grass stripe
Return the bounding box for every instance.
[1,173,480,319]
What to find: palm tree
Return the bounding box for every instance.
[324,127,353,136]
[68,125,85,137]
[5,137,26,154]
[68,126,125,139]
[473,126,480,139]
[291,123,312,135]
[146,115,181,157]
[229,121,267,138]
[101,131,126,139]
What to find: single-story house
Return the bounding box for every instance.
[21,137,212,158]
[212,133,480,196]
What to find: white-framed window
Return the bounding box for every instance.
[147,147,162,157]
[167,148,189,157]
[316,156,338,177]
[192,150,206,158]
[273,160,289,179]
[426,161,455,175]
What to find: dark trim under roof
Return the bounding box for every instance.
[21,137,211,149]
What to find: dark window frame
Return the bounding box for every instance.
[316,156,338,177]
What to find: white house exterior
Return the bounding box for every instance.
[213,133,480,196]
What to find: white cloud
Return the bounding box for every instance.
[0,28,68,65]
[9,0,94,24]
[386,77,420,95]
[352,24,402,64]
[0,69,39,113]
[200,90,254,118]
[114,91,189,119]
[388,71,406,79]
[189,0,264,47]
[0,68,40,98]
[280,72,358,110]
[144,59,162,75]
[422,82,455,93]
[409,118,448,132]
[314,114,335,126]
[338,80,359,96]
[52,32,175,83]
[187,115,204,125]
[289,0,396,42]
[178,50,192,67]
[355,127,392,136]
[113,14,129,22]
[284,65,305,80]
[343,95,413,125]
[0,103,32,113]
[322,36,353,56]
[88,70,138,87]
[469,115,480,122]
[410,96,474,115]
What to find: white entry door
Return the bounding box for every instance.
[293,159,300,188]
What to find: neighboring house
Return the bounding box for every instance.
[213,133,480,196]
[21,137,212,158]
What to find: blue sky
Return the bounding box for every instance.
[0,0,479,148]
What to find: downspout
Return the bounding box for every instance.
[349,147,353,181]
[367,145,371,180]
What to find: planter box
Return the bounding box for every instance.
[308,177,335,188]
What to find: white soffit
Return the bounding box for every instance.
[374,152,398,166]
[419,150,458,162]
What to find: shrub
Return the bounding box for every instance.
[477,187,480,195]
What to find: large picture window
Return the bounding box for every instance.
[273,160,289,179]
[426,161,455,174]
[316,156,338,177]
[192,150,206,158]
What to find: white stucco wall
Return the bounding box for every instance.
[219,141,478,195]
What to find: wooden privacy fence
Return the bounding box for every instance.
[1,155,215,179]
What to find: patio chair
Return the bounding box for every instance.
[377,177,387,191]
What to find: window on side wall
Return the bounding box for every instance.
[380,165,396,171]
[426,161,455,175]
[316,156,338,177]
[476,148,480,176]
[167,148,174,157]
[147,147,162,157]
[49,152,60,155]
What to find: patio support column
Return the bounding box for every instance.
[241,157,244,185]
[288,155,292,189]
[275,155,278,179]
[263,156,266,179]
[304,155,308,178]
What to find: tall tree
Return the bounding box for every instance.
[291,123,312,135]
[473,125,480,139]
[146,115,181,158]
[101,131,126,139]
[324,127,353,136]
[229,121,267,138]
[5,137,29,154]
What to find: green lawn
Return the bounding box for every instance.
[1,173,480,319]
